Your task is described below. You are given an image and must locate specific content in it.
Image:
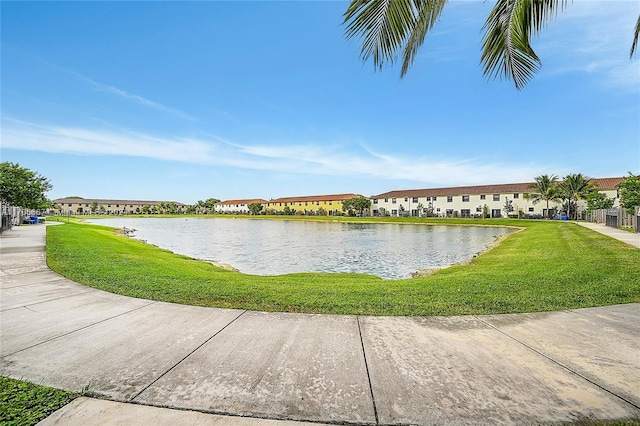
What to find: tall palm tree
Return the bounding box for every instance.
[344,0,640,90]
[524,174,559,219]
[558,173,597,220]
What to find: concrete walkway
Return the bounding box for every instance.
[1,224,639,425]
[578,221,640,248]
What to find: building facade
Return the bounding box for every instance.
[265,193,361,216]
[53,197,188,215]
[370,177,623,218]
[215,199,268,214]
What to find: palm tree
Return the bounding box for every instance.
[558,173,597,220]
[524,174,559,219]
[344,0,640,90]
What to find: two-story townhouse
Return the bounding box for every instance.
[265,193,361,216]
[370,177,623,218]
[53,197,188,215]
[214,199,268,214]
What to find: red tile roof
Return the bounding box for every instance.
[371,177,624,198]
[217,199,268,205]
[269,193,361,204]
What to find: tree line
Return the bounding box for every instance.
[526,172,639,220]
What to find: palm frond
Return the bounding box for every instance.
[344,0,418,70]
[344,0,447,75]
[631,14,640,58]
[481,0,568,90]
[400,0,448,77]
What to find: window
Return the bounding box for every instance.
[493,194,500,201]
[528,207,534,212]
[447,196,453,202]
[404,198,408,202]
[462,195,470,202]
[446,209,454,217]
[426,196,431,201]
[436,208,441,212]
[433,196,437,201]
[412,197,418,203]
[480,194,486,200]
[513,193,519,199]
[461,209,471,218]
[392,198,397,204]
[373,199,378,204]
[391,209,398,216]
[68,203,72,207]
[316,202,319,205]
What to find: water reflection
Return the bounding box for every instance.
[87,218,514,280]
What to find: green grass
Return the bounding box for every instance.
[45,217,640,316]
[0,376,77,426]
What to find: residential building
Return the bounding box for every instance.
[215,199,268,214]
[53,197,188,215]
[370,177,623,218]
[265,193,361,216]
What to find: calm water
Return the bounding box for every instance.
[87,218,514,280]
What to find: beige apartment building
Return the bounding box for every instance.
[370,177,623,218]
[53,197,188,215]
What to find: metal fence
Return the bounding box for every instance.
[1,201,22,234]
[587,207,639,232]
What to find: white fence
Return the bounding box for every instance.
[1,201,22,234]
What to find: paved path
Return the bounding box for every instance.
[578,221,640,248]
[1,224,639,425]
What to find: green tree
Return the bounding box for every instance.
[0,162,53,209]
[90,201,99,214]
[619,172,640,215]
[283,205,292,215]
[558,173,597,220]
[248,202,263,215]
[342,196,371,216]
[343,1,640,90]
[503,198,514,217]
[585,191,614,212]
[525,174,560,219]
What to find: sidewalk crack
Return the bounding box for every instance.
[130,309,248,402]
[357,316,379,425]
[475,315,640,411]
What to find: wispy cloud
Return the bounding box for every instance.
[63,68,198,122]
[1,118,555,187]
[24,52,198,121]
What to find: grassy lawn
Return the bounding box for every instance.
[0,376,76,426]
[46,217,640,316]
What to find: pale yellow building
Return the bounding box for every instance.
[265,193,361,216]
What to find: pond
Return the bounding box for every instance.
[86,218,515,280]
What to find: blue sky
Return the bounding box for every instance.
[2,1,639,204]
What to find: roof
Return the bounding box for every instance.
[268,193,361,204]
[54,197,188,206]
[217,199,268,205]
[371,177,625,199]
